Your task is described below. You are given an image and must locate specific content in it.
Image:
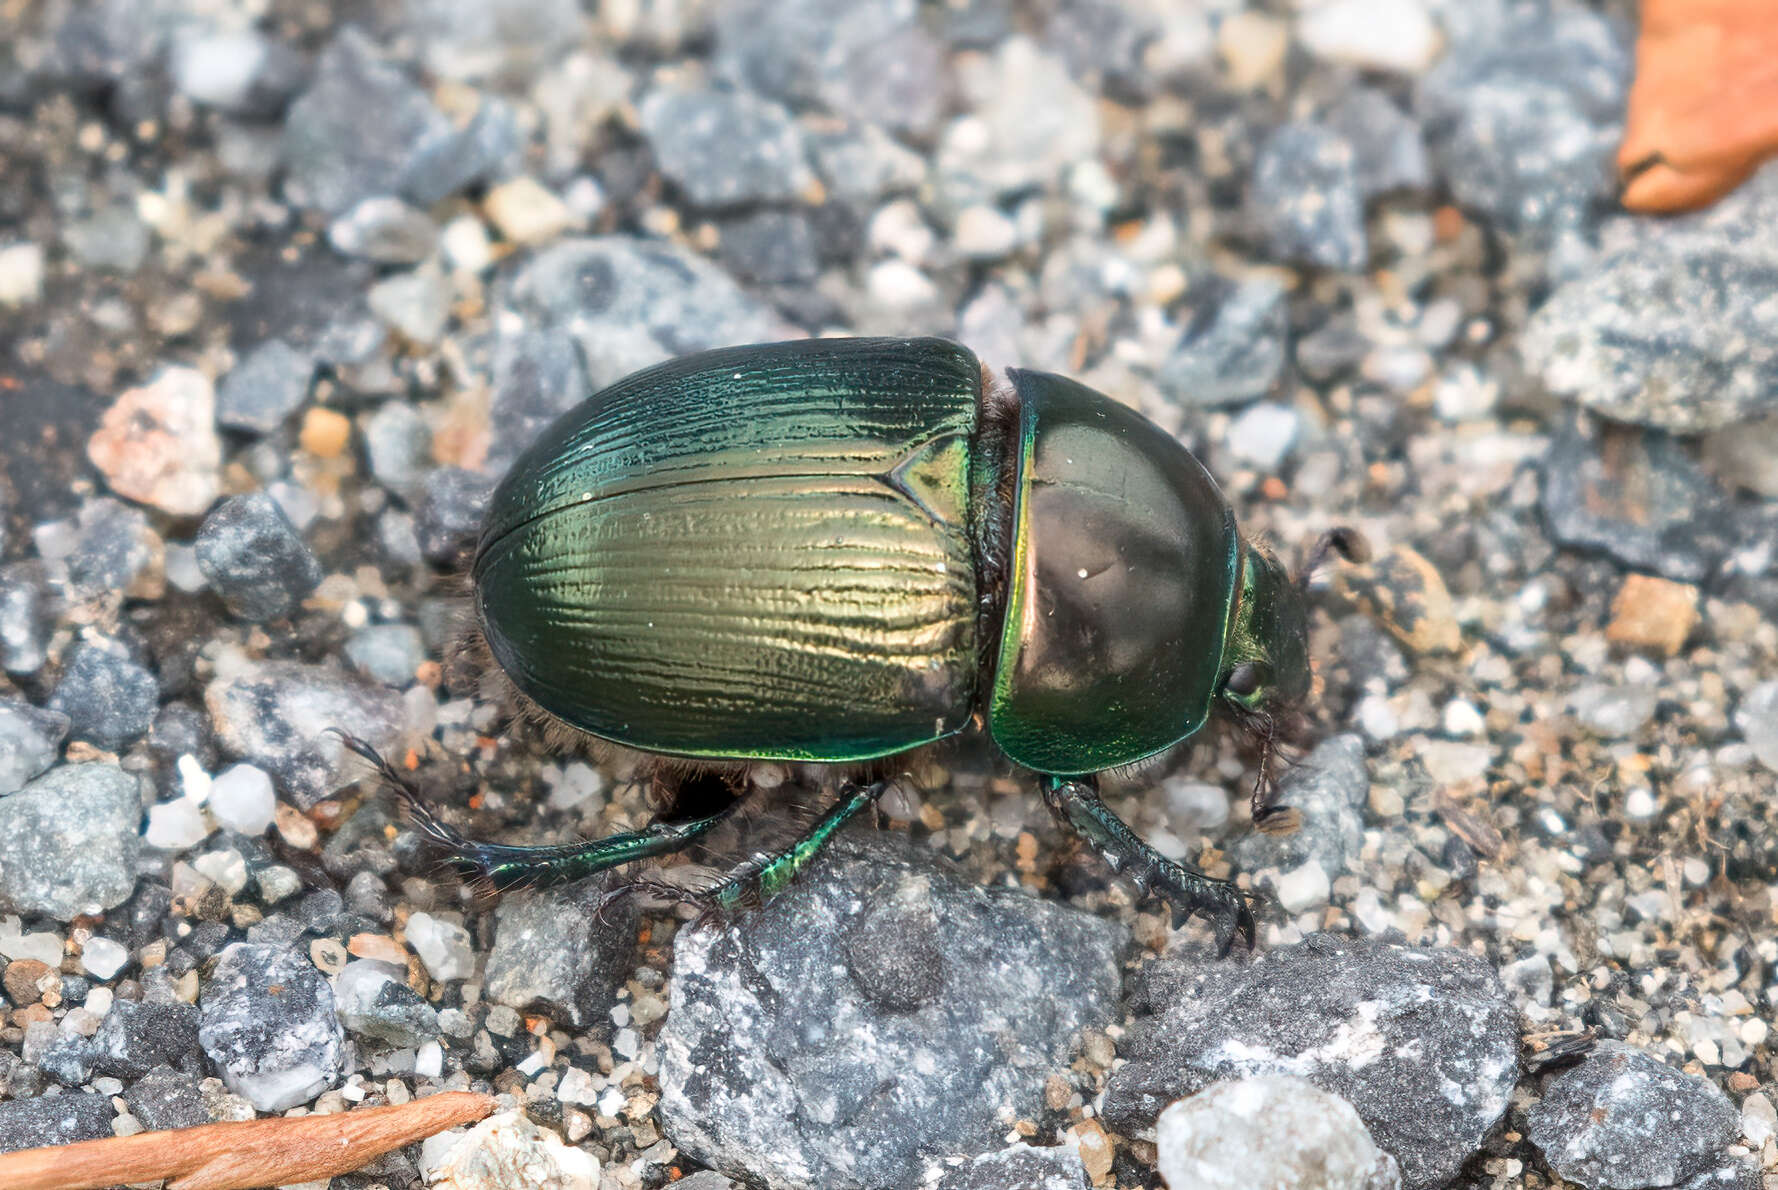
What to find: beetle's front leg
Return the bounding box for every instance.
[1040,775,1256,954]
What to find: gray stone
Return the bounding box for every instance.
[0,762,140,920]
[1157,277,1288,408]
[639,86,815,210]
[1325,87,1432,200]
[400,97,526,207]
[0,562,51,675]
[659,835,1127,1190]
[1156,1076,1402,1190]
[62,205,151,273]
[1104,935,1517,1190]
[937,37,1098,200]
[363,401,433,504]
[344,624,427,687]
[414,467,495,565]
[216,340,314,435]
[204,661,405,808]
[0,1092,112,1154]
[936,1143,1089,1190]
[367,263,451,344]
[90,998,202,1079]
[485,882,638,1029]
[62,496,161,600]
[334,959,440,1048]
[48,642,158,751]
[195,492,324,622]
[1738,680,1778,774]
[714,0,947,136]
[404,0,583,83]
[806,122,926,204]
[327,198,439,264]
[1540,420,1741,584]
[1416,3,1629,237]
[483,329,587,474]
[1251,122,1368,273]
[502,237,783,388]
[1528,1042,1739,1189]
[0,698,67,794]
[281,28,454,215]
[1232,735,1369,880]
[1523,165,1778,434]
[718,209,820,286]
[199,943,345,1112]
[125,1064,210,1131]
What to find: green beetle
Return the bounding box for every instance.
[363,337,1361,952]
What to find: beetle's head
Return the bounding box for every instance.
[1219,529,1368,821]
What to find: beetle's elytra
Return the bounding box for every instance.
[365,337,1362,953]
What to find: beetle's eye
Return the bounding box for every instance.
[1224,662,1271,705]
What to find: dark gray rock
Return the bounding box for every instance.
[0,697,68,794]
[658,835,1127,1190]
[714,0,947,137]
[1528,1042,1739,1190]
[483,329,588,474]
[0,562,52,675]
[48,641,158,751]
[204,661,405,808]
[1156,276,1289,408]
[0,1091,113,1154]
[334,959,440,1048]
[195,492,324,622]
[841,893,945,1011]
[1231,735,1369,881]
[0,762,141,920]
[485,881,638,1029]
[281,28,453,215]
[400,96,525,207]
[38,1032,97,1086]
[936,1143,1090,1190]
[718,210,821,286]
[414,467,494,565]
[125,1064,210,1131]
[216,340,314,435]
[1325,87,1432,200]
[91,998,202,1079]
[1523,165,1778,434]
[638,86,816,210]
[1540,420,1741,584]
[1104,935,1517,1190]
[1416,3,1629,237]
[503,237,783,388]
[1251,123,1368,273]
[199,943,345,1112]
[63,497,160,600]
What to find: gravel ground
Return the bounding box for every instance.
[1,1,1776,1188]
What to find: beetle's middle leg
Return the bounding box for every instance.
[629,779,889,911]
[335,732,733,893]
[1040,774,1256,954]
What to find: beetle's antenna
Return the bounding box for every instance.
[1296,527,1370,591]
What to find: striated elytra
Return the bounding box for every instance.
[369,337,1363,953]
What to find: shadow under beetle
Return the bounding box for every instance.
[359,337,1364,954]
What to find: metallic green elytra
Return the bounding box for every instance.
[414,336,1362,951]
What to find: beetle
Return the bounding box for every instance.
[355,337,1362,953]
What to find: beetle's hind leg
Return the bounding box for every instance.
[1040,774,1256,955]
[622,779,888,913]
[334,732,732,893]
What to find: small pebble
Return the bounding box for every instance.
[1605,574,1700,657]
[195,493,324,622]
[484,177,577,246]
[86,368,223,518]
[208,764,277,835]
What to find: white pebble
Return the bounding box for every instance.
[177,755,212,805]
[441,215,494,274]
[1226,403,1300,470]
[406,912,476,983]
[81,937,129,980]
[1275,860,1331,914]
[209,764,277,835]
[1623,786,1659,822]
[193,848,249,895]
[954,205,1019,260]
[0,242,44,307]
[1298,0,1441,74]
[144,798,211,851]
[1441,699,1485,738]
[415,1039,444,1079]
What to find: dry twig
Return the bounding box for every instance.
[0,1089,495,1190]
